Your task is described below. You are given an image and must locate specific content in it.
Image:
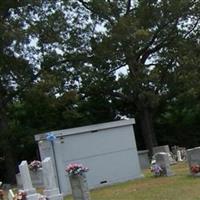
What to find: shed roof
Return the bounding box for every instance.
[35,118,135,141]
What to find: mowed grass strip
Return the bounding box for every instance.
[65,162,200,200]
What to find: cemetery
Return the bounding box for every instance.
[5,158,200,200]
[2,119,200,200]
[1,1,200,200]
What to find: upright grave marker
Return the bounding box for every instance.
[187,147,200,175]
[8,189,14,200]
[19,161,40,200]
[154,152,174,176]
[177,150,183,162]
[69,174,91,200]
[66,163,91,200]
[42,157,63,200]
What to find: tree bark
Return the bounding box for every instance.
[138,107,157,157]
[0,107,16,184]
[4,145,16,184]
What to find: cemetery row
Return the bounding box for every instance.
[2,145,200,200]
[7,157,91,200]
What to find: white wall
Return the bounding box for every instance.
[36,119,142,195]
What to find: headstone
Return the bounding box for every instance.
[187,147,200,176]
[153,145,176,164]
[154,152,174,176]
[42,157,63,200]
[177,150,183,162]
[8,189,14,200]
[69,173,91,200]
[138,150,150,169]
[171,146,187,161]
[153,145,170,154]
[16,169,44,188]
[19,161,40,200]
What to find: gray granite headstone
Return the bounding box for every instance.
[153,145,170,154]
[138,150,150,169]
[153,145,176,164]
[154,152,174,176]
[69,173,91,200]
[42,157,63,200]
[187,147,200,176]
[18,161,40,200]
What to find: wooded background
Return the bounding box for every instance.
[0,0,200,183]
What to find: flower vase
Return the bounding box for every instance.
[69,173,91,200]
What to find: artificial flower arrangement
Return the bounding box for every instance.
[191,164,200,174]
[66,163,89,176]
[13,190,47,200]
[150,162,164,176]
[28,160,42,172]
[13,190,26,200]
[0,189,4,200]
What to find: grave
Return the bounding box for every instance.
[154,152,174,176]
[17,158,63,200]
[177,150,183,162]
[69,173,91,200]
[153,145,170,154]
[18,161,41,200]
[153,145,176,164]
[171,146,187,161]
[8,189,14,200]
[42,157,63,200]
[187,147,200,176]
[16,168,43,188]
[138,150,150,169]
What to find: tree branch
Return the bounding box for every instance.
[106,64,127,75]
[136,19,178,62]
[78,0,115,25]
[78,0,92,12]
[110,91,133,102]
[126,0,131,15]
[183,17,200,39]
[139,19,179,64]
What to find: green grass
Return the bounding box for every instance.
[65,162,200,200]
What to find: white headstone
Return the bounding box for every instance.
[42,157,63,200]
[18,161,40,200]
[155,152,174,176]
[19,161,36,194]
[177,150,183,161]
[8,189,14,200]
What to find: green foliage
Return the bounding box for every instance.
[0,0,200,182]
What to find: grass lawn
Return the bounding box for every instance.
[65,162,200,200]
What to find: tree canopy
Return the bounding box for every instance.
[0,0,200,182]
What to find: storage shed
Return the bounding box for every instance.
[35,119,142,195]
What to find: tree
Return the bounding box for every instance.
[0,0,38,183]
[155,31,200,147]
[71,0,200,154]
[0,0,76,183]
[3,1,199,180]
[10,0,199,155]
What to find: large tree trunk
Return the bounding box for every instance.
[0,107,16,184]
[4,145,16,184]
[138,107,157,157]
